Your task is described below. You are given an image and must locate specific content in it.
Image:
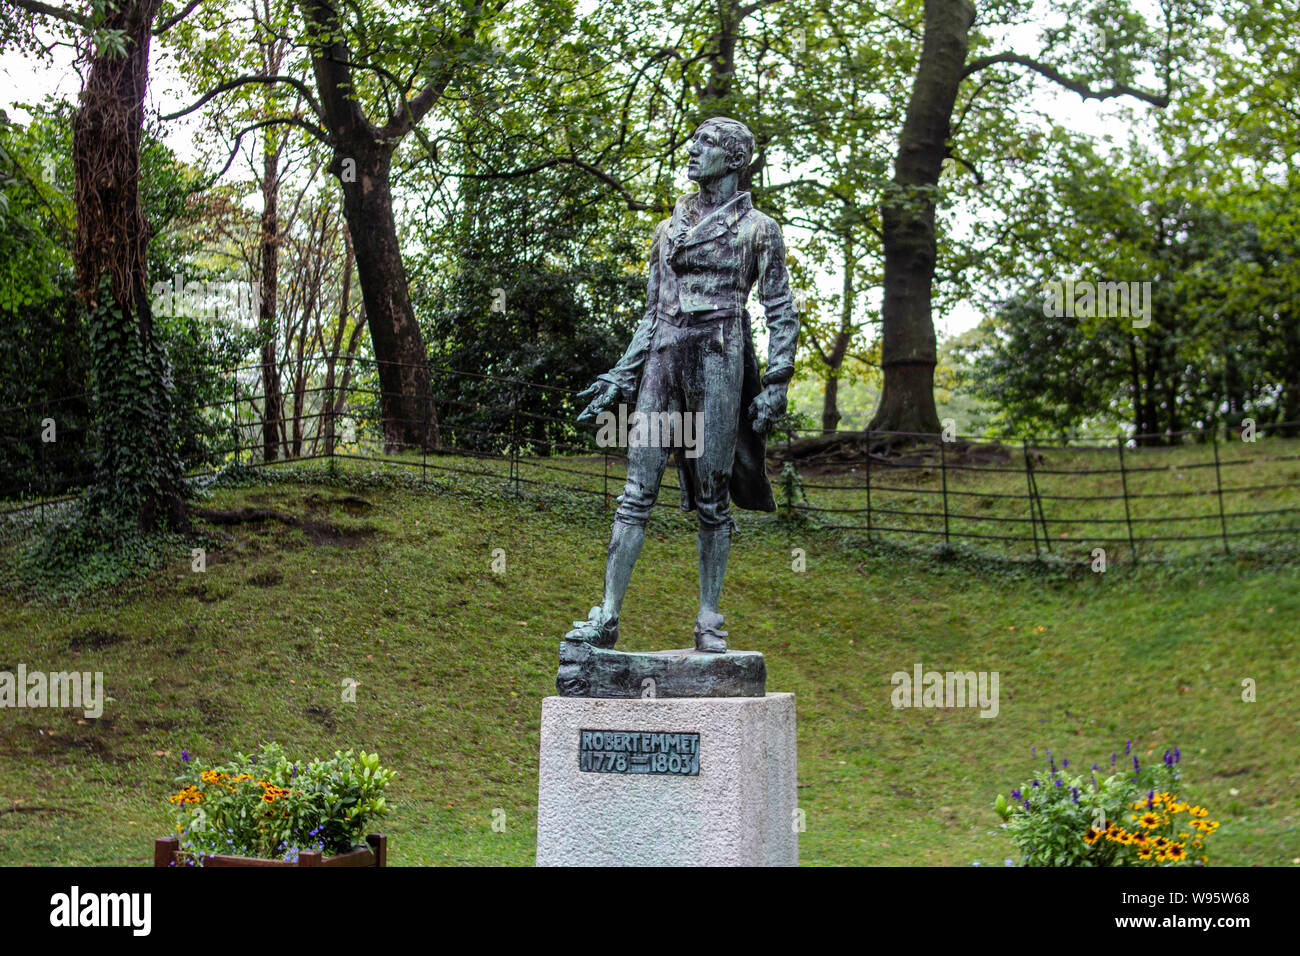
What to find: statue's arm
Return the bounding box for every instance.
[596,221,665,400]
[755,217,799,386]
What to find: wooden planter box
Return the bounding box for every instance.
[154,833,387,867]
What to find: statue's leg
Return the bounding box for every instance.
[566,353,677,647]
[686,321,744,652]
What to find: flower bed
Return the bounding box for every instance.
[995,742,1220,866]
[163,742,395,866]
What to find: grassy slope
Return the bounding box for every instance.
[0,469,1296,866]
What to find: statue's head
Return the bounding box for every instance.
[687,117,754,186]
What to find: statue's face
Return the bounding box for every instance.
[686,124,735,184]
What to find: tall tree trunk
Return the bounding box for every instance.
[302,0,439,452]
[822,372,841,434]
[869,0,974,437]
[822,238,856,434]
[259,130,285,461]
[74,0,187,533]
[334,142,438,452]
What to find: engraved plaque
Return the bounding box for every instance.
[578,729,700,775]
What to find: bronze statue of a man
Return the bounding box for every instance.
[566,117,799,653]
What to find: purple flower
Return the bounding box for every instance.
[291,765,299,778]
[1092,762,1099,771]
[1163,750,1174,767]
[1055,778,1063,788]
[1032,779,1040,788]
[181,749,192,763]
[1110,753,1117,765]
[1174,746,1181,763]
[1031,747,1036,756]
[1010,789,1022,800]
[1146,790,1155,808]
[1004,859,1015,867]
[1071,787,1079,804]
[1091,774,1099,790]
[1124,740,1131,755]
[1023,801,1031,810]
[1133,756,1140,771]
[1062,758,1069,768]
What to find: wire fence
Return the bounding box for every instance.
[2,354,1298,565]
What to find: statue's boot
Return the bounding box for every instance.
[693,611,729,653]
[564,605,619,648]
[564,517,644,648]
[694,524,731,652]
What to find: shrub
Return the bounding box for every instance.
[167,742,394,863]
[995,743,1218,866]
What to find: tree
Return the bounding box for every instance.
[868,0,1183,436]
[164,0,509,451]
[2,0,202,534]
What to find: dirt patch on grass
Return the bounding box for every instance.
[300,521,376,548]
[66,628,126,651]
[246,569,282,588]
[302,703,337,731]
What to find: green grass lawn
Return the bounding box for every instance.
[0,465,1296,865]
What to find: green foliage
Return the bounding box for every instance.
[81,281,188,530]
[5,506,188,600]
[412,134,644,454]
[168,742,395,862]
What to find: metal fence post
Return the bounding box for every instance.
[864,430,872,541]
[1212,431,1229,554]
[939,435,950,545]
[510,387,520,498]
[1023,438,1039,560]
[39,402,46,524]
[233,379,240,466]
[1117,433,1137,564]
[326,379,335,476]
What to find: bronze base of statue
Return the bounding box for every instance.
[556,641,766,698]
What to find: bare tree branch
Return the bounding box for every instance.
[963,52,1169,107]
[159,74,325,123]
[154,0,202,33]
[0,0,90,28]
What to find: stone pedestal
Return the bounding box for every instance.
[536,693,797,866]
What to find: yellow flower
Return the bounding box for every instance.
[1139,813,1161,829]
[1164,844,1187,861]
[1083,827,1103,845]
[1137,846,1153,860]
[1189,806,1209,818]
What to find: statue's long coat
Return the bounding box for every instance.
[597,190,800,515]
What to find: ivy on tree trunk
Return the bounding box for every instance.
[73,0,188,533]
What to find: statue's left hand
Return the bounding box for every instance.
[747,384,788,438]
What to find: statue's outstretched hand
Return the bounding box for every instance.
[747,384,787,438]
[576,380,622,425]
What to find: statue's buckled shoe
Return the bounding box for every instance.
[693,612,728,653]
[564,606,619,649]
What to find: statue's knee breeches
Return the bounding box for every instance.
[695,493,732,530]
[614,480,657,526]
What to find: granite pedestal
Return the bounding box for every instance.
[535,692,797,866]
